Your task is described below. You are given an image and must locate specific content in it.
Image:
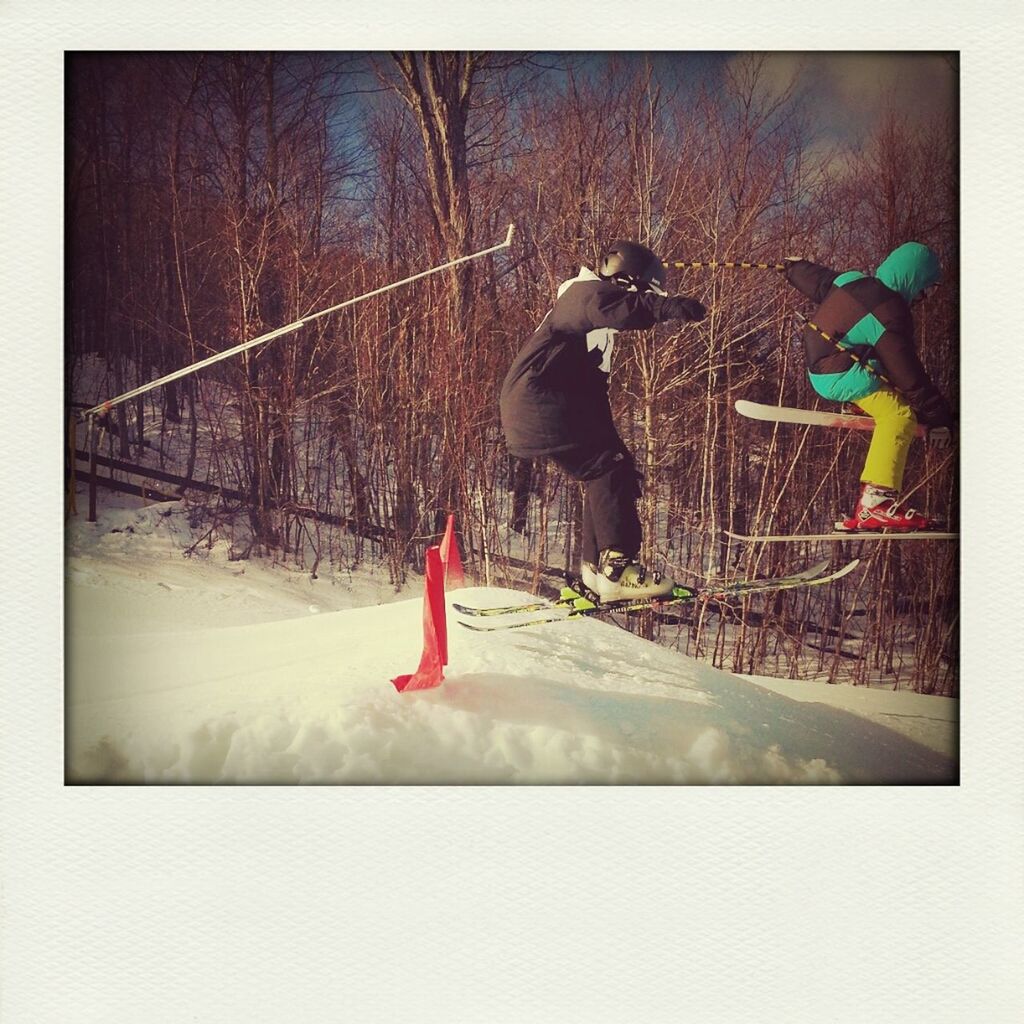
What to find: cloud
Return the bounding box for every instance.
[818,52,956,129]
[726,52,957,141]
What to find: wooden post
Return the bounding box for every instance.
[87,414,98,523]
[66,414,78,516]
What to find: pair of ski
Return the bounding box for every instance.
[731,401,958,543]
[453,557,860,632]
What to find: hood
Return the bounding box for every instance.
[874,242,941,302]
[557,266,601,298]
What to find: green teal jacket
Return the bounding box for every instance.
[783,242,953,427]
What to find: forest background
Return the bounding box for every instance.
[65,51,959,694]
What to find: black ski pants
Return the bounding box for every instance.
[549,436,642,567]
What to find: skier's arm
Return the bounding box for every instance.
[654,294,707,322]
[585,286,706,331]
[874,328,954,428]
[781,259,839,304]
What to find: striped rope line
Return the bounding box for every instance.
[667,259,786,271]
[794,310,895,389]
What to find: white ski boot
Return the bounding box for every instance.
[580,549,676,603]
[836,483,936,532]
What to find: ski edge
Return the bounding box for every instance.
[452,562,830,618]
[734,399,928,439]
[725,530,958,543]
[453,588,697,621]
[457,612,574,632]
[451,598,552,617]
[707,556,860,593]
[454,558,860,630]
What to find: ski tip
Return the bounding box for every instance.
[833,558,861,579]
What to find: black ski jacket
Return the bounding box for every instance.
[500,271,703,457]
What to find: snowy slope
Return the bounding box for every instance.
[66,502,957,784]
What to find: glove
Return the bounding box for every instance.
[926,426,954,449]
[673,297,707,322]
[777,255,804,274]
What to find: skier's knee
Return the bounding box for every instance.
[893,403,917,427]
[892,404,917,442]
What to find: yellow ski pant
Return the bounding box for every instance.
[854,388,918,491]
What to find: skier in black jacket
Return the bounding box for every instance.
[499,240,706,600]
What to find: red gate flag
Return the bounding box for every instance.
[391,546,447,692]
[439,513,465,590]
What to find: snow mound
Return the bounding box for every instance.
[67,556,956,783]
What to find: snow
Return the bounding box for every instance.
[67,499,957,784]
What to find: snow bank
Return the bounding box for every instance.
[66,503,956,784]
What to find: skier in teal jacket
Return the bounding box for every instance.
[781,241,954,531]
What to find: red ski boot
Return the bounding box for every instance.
[835,484,935,532]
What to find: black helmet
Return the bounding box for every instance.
[598,240,668,295]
